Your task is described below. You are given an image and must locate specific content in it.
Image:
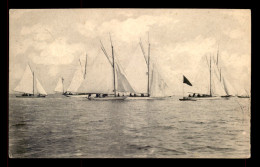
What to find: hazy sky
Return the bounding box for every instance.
[9,9,251,94]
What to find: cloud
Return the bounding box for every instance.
[76,15,178,43]
[21,24,54,41]
[30,38,85,65]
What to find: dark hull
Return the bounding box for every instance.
[16,95,46,98]
[237,96,250,98]
[179,98,196,101]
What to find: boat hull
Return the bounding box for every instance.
[179,98,196,101]
[189,96,221,100]
[237,96,250,98]
[125,96,171,100]
[64,95,89,98]
[88,96,127,101]
[16,95,46,98]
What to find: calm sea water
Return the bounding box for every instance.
[8,95,250,158]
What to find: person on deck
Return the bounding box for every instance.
[118,93,120,97]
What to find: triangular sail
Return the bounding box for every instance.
[66,66,84,93]
[54,77,64,93]
[211,61,227,96]
[149,64,170,97]
[190,56,211,95]
[77,51,114,94]
[35,78,47,95]
[115,63,135,93]
[14,64,34,94]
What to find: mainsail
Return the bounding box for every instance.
[149,64,170,97]
[77,51,114,94]
[211,60,227,96]
[213,47,237,96]
[14,64,34,94]
[66,67,84,93]
[54,77,64,93]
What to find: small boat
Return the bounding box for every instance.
[14,64,47,98]
[179,97,196,101]
[237,96,250,98]
[237,88,250,98]
[179,75,195,101]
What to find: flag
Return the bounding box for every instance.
[183,75,192,86]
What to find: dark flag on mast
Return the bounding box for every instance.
[183,75,192,86]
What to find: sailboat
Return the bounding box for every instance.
[65,53,88,98]
[14,64,47,98]
[189,55,227,100]
[86,34,129,100]
[54,77,65,95]
[179,75,196,101]
[126,34,172,100]
[237,88,250,98]
[213,44,237,98]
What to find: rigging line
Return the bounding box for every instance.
[139,39,148,65]
[100,40,111,59]
[101,46,113,67]
[79,59,84,74]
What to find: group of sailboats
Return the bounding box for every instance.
[13,34,249,101]
[180,45,250,100]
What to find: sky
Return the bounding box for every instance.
[9,9,251,95]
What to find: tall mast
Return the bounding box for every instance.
[147,32,150,97]
[33,71,35,96]
[62,77,64,93]
[110,33,116,97]
[84,53,87,79]
[216,43,219,66]
[210,55,212,96]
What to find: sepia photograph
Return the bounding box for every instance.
[9,9,251,158]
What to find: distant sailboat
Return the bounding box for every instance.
[14,64,47,98]
[237,88,250,98]
[189,55,227,100]
[213,45,237,98]
[54,77,65,94]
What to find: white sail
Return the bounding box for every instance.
[14,64,34,94]
[115,63,135,93]
[66,67,84,93]
[190,56,211,95]
[54,77,64,93]
[35,78,47,95]
[211,62,227,96]
[77,52,114,94]
[149,64,170,97]
[124,44,148,94]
